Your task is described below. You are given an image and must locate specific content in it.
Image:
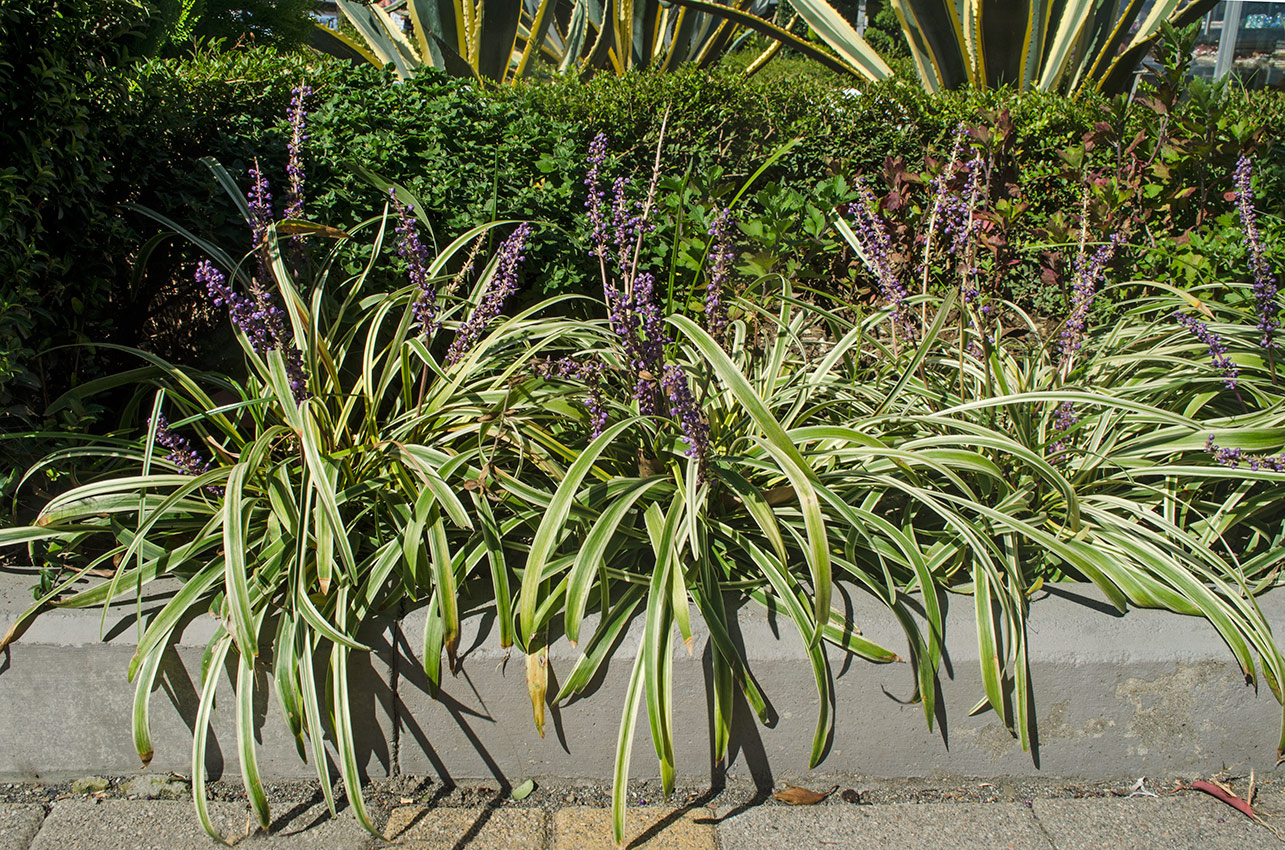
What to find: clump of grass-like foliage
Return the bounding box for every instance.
[2,104,1284,846]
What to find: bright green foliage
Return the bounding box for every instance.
[861,0,912,59]
[134,0,318,55]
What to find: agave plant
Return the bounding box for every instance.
[313,0,1221,95]
[311,0,539,80]
[311,0,883,81]
[885,0,1220,94]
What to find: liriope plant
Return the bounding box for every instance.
[826,140,1285,758]
[1,215,567,841]
[499,127,946,843]
[3,84,1285,850]
[0,89,569,842]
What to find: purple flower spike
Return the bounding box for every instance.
[952,153,986,308]
[1207,434,1285,472]
[446,223,533,365]
[199,260,308,402]
[1059,233,1125,365]
[632,273,668,367]
[151,414,211,477]
[603,270,671,417]
[583,133,652,274]
[926,124,967,223]
[390,190,437,334]
[610,176,634,263]
[536,357,609,437]
[849,180,913,339]
[200,261,272,353]
[1174,311,1239,390]
[284,82,311,222]
[247,160,273,244]
[1048,400,1078,459]
[1235,156,1280,349]
[585,133,609,256]
[661,362,709,484]
[922,123,975,269]
[705,208,734,340]
[947,154,984,261]
[608,177,652,272]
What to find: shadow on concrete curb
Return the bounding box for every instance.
[1,569,1279,784]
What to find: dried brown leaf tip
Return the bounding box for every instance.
[1189,778,1254,819]
[773,784,837,805]
[1187,772,1285,841]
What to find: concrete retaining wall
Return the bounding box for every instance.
[1,570,1279,784]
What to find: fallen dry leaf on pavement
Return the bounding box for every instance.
[1190,779,1255,819]
[773,784,838,805]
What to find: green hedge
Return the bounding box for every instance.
[6,43,1284,417]
[0,0,143,409]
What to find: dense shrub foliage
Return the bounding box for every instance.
[0,0,142,408]
[1,27,1281,520]
[8,47,1283,405]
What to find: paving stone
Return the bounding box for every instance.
[29,800,373,849]
[1032,795,1280,849]
[0,805,45,850]
[715,802,1054,850]
[552,806,715,850]
[378,806,545,849]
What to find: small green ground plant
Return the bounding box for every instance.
[3,90,1285,846]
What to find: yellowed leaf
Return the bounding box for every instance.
[773,784,836,805]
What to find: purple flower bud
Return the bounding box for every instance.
[1235,156,1280,349]
[284,83,311,222]
[446,223,533,365]
[390,190,437,334]
[1173,311,1238,390]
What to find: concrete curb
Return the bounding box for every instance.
[1,570,1280,783]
